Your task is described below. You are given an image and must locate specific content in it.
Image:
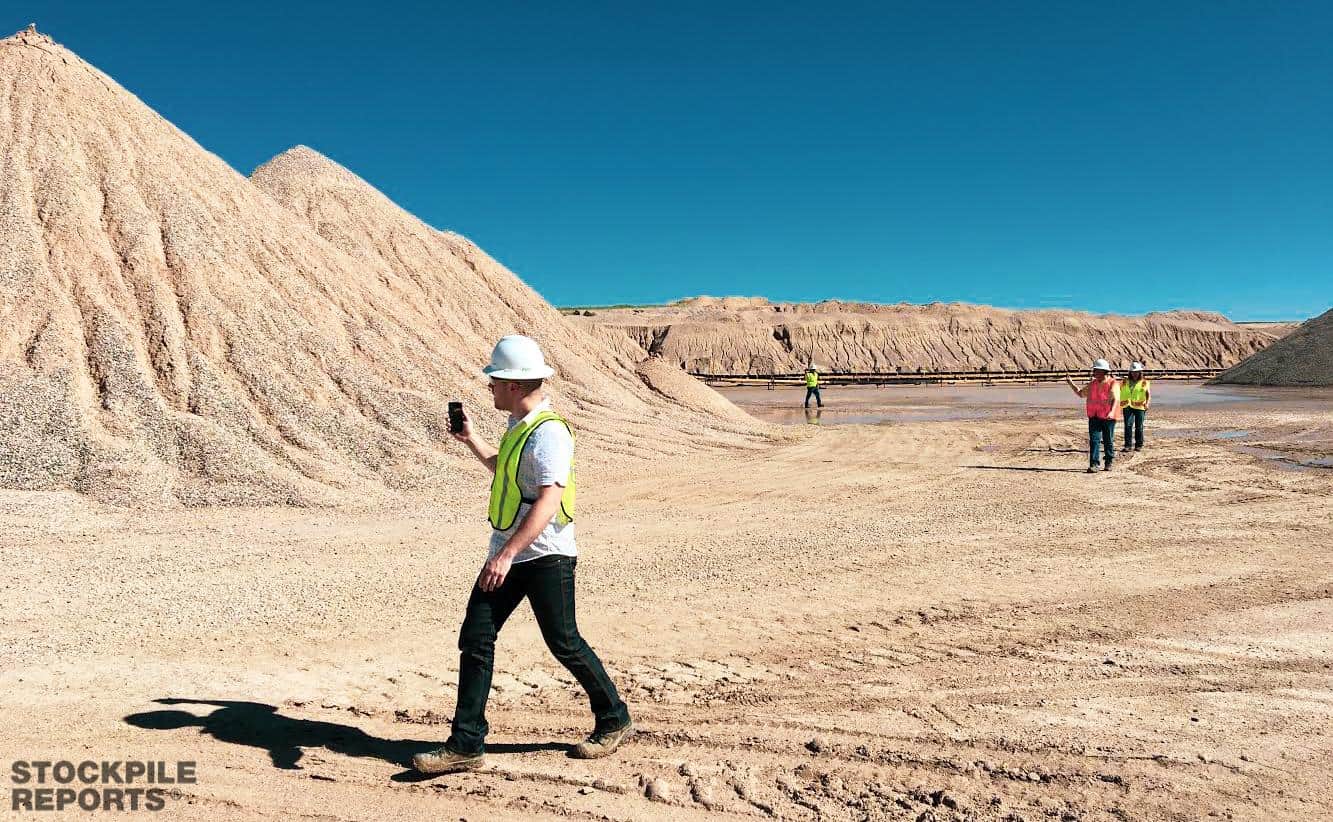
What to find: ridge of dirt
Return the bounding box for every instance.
[576,298,1288,374]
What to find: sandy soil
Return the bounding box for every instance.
[4,386,1331,821]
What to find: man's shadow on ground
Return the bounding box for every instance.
[125,698,566,782]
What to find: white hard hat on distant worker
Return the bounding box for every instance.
[1130,361,1145,372]
[483,335,555,380]
[1091,358,1112,372]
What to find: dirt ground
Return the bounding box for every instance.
[3,384,1331,821]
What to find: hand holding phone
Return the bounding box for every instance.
[448,401,466,436]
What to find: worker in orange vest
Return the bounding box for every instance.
[1066,359,1121,473]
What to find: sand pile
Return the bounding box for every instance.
[634,356,756,423]
[249,147,656,413]
[1215,307,1333,386]
[0,28,756,506]
[577,299,1285,374]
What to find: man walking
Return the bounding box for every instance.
[413,335,633,774]
[1120,362,1151,452]
[804,363,823,409]
[1066,358,1121,474]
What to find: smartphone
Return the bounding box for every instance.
[448,401,465,434]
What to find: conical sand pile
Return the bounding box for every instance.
[1215,307,1333,386]
[250,146,658,417]
[0,29,757,506]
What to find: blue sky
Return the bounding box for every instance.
[15,1,1331,320]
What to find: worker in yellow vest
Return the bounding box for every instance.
[804,363,823,408]
[1120,362,1151,452]
[413,335,631,775]
[1066,358,1121,473]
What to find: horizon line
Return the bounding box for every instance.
[553,297,1309,324]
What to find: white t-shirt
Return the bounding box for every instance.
[488,400,577,564]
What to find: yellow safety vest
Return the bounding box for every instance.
[488,410,576,531]
[1120,378,1150,410]
[805,371,819,388]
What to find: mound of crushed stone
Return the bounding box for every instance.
[634,356,757,423]
[0,28,757,506]
[1215,307,1333,386]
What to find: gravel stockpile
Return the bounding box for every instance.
[1215,307,1333,386]
[0,28,760,506]
[633,356,757,423]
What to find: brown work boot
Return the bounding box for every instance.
[571,722,634,759]
[412,745,484,774]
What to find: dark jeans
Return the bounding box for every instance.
[446,555,629,755]
[1088,417,1116,467]
[804,386,823,408]
[1123,408,1146,449]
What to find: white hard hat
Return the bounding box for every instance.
[1130,361,1145,372]
[1091,358,1112,372]
[483,335,555,380]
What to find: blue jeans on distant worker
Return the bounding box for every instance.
[804,387,823,408]
[1088,418,1116,467]
[1123,408,1146,450]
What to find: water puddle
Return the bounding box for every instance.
[1233,445,1333,472]
[724,381,1287,428]
[752,406,1001,426]
[1160,428,1253,441]
[724,386,1333,450]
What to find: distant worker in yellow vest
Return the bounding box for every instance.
[413,335,632,774]
[804,363,824,409]
[1120,362,1151,452]
[1065,358,1122,474]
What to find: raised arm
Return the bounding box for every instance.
[451,409,499,474]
